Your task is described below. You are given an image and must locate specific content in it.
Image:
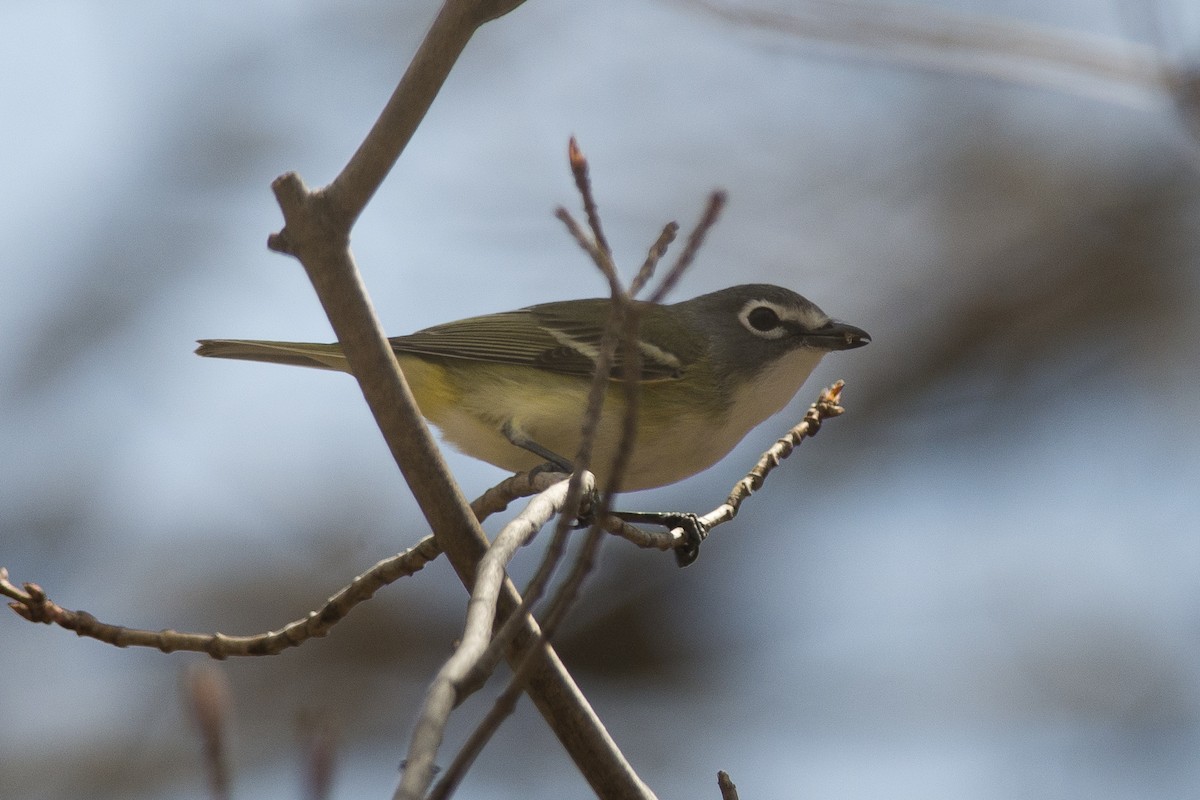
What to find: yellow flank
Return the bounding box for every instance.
[402,354,731,489]
[393,354,460,420]
[195,340,744,489]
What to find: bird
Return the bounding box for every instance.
[196,284,869,492]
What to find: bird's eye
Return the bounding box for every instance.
[746,305,780,332]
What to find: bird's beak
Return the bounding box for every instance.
[809,321,871,351]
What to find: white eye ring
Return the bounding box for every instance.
[738,300,789,339]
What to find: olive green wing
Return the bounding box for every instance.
[389,299,699,381]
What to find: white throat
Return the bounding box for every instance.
[726,347,827,436]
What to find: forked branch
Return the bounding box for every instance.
[261,4,654,798]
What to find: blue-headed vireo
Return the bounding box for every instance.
[196,284,869,491]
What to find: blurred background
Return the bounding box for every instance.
[3,0,1199,798]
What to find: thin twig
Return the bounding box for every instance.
[435,143,691,798]
[601,514,686,551]
[458,471,595,701]
[463,253,649,764]
[324,0,528,223]
[717,771,740,800]
[427,520,613,800]
[629,222,679,298]
[396,478,576,800]
[454,193,631,706]
[698,380,846,532]
[440,277,627,767]
[2,540,442,657]
[470,470,571,522]
[483,183,632,651]
[647,191,727,304]
[598,381,849,554]
[568,136,614,261]
[498,142,638,635]
[554,207,622,294]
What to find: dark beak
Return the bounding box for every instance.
[810,321,871,351]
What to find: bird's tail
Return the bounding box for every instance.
[194,339,349,372]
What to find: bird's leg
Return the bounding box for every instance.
[611,510,708,567]
[502,422,574,475]
[501,423,600,528]
[500,424,705,565]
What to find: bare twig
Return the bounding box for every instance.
[458,473,596,704]
[569,136,614,261]
[504,137,651,637]
[502,143,655,611]
[427,676,522,800]
[601,514,687,552]
[1,540,441,656]
[479,146,638,672]
[698,380,847,532]
[630,222,680,297]
[436,177,640,769]
[396,477,577,800]
[598,381,849,554]
[323,0,527,224]
[554,207,622,293]
[647,190,727,304]
[717,771,740,800]
[434,143,698,798]
[427,520,614,800]
[261,4,651,796]
[433,286,634,798]
[470,470,572,522]
[439,266,650,800]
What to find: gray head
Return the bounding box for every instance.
[676,283,869,381]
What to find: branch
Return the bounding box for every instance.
[1,540,441,657]
[325,0,528,225]
[427,521,612,800]
[699,380,847,531]
[470,470,572,522]
[397,477,583,800]
[1,463,581,654]
[422,155,651,799]
[717,771,740,800]
[600,380,849,553]
[629,222,680,297]
[261,6,653,797]
[432,144,708,798]
[646,190,726,304]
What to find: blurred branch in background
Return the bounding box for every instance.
[184,665,233,800]
[680,0,1200,161]
[851,173,1195,444]
[297,709,340,800]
